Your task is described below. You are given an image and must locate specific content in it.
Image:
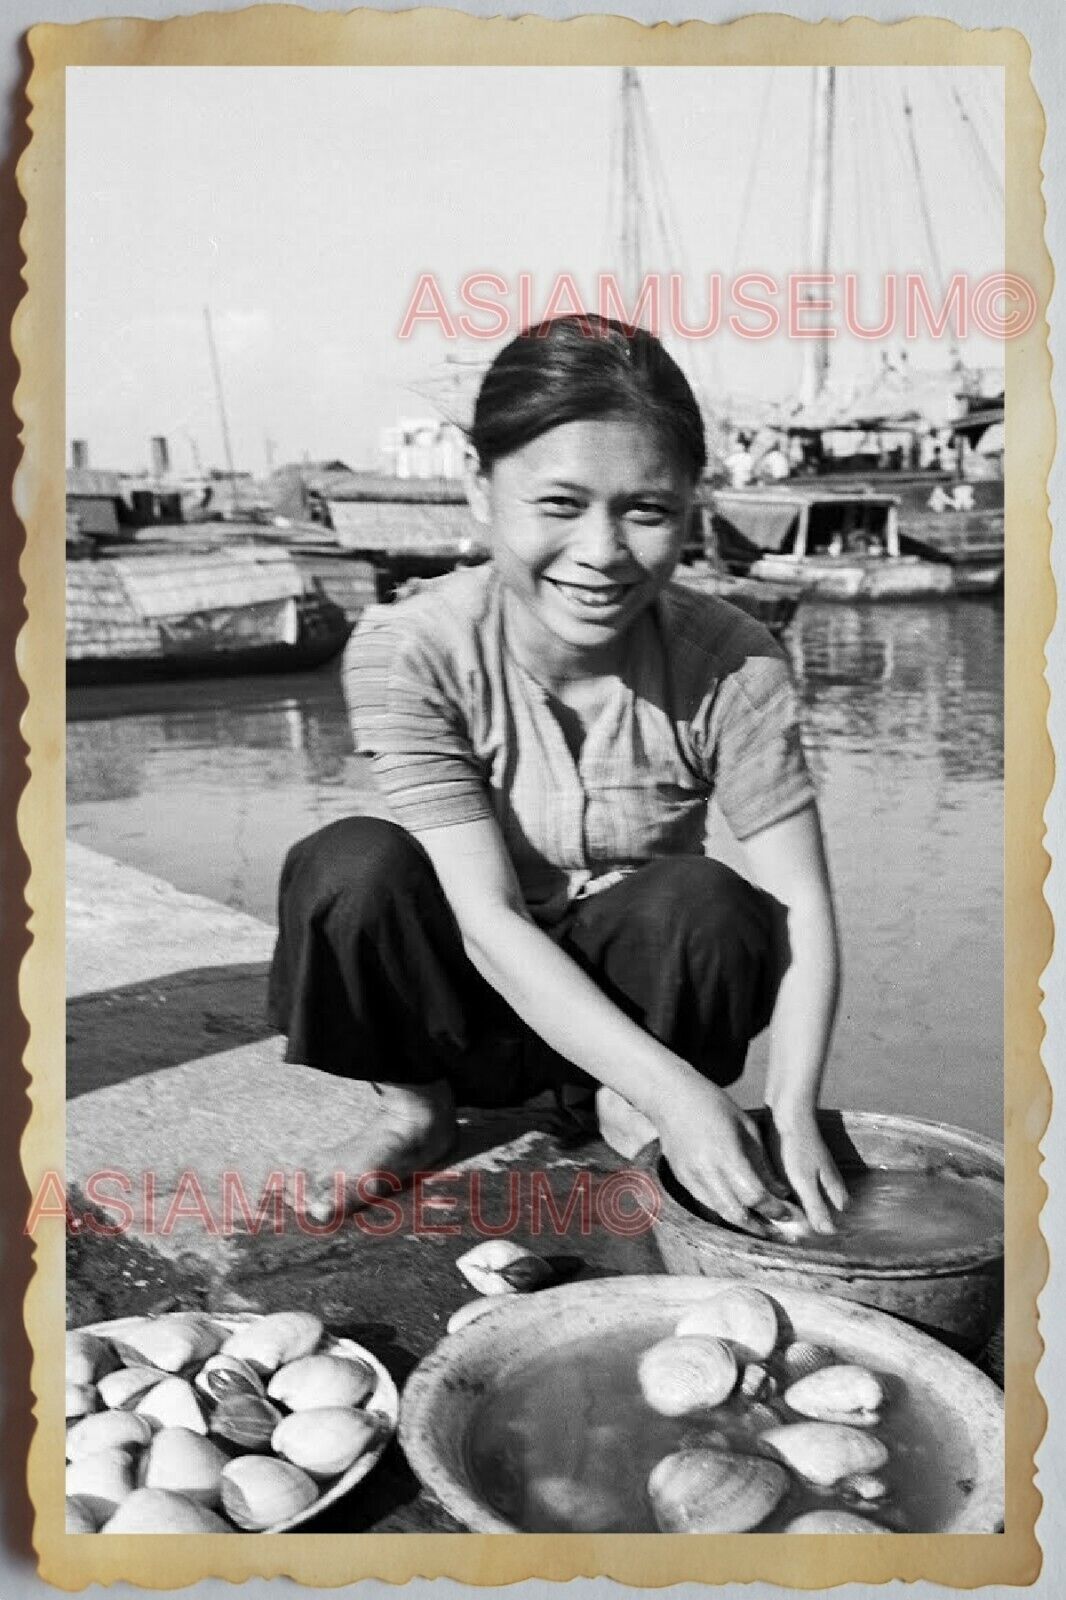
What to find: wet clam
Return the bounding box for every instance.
[447,1298,499,1334]
[784,1508,885,1533]
[220,1311,323,1375]
[113,1314,222,1375]
[65,1495,98,1534]
[779,1341,836,1384]
[760,1422,889,1488]
[638,1336,738,1416]
[65,1446,136,1524]
[66,1330,109,1387]
[844,1473,888,1502]
[102,1487,232,1533]
[784,1364,884,1427]
[267,1353,376,1411]
[97,1365,164,1411]
[135,1376,208,1434]
[208,1394,283,1451]
[143,1426,228,1506]
[271,1406,380,1480]
[221,1455,319,1530]
[674,1287,780,1362]
[194,1353,266,1403]
[66,1410,153,1462]
[455,1240,554,1296]
[648,1448,790,1533]
[65,1382,97,1420]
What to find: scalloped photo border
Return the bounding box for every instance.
[12,7,1053,1589]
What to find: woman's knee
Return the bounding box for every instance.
[279,816,432,911]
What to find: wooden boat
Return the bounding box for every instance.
[67,539,353,685]
[708,485,997,601]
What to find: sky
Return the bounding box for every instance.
[66,65,1005,475]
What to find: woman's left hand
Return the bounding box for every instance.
[766,1111,848,1234]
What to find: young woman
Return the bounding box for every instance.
[268,316,847,1233]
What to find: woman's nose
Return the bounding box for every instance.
[571,505,628,566]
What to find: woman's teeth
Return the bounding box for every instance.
[550,580,629,608]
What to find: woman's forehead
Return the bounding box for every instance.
[498,418,689,486]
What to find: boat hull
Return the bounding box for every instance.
[750,553,958,601]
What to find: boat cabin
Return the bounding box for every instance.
[711,487,901,570]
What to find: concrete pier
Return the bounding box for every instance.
[65,841,656,1530]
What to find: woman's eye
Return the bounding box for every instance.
[626,503,673,525]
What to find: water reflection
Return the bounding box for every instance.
[67,597,1003,1138]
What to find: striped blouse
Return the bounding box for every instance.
[343,564,815,927]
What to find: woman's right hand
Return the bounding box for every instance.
[654,1076,790,1228]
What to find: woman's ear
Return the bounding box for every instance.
[463,449,491,526]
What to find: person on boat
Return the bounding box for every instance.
[267,316,847,1235]
[724,432,755,488]
[756,437,790,482]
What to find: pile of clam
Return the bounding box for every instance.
[65,1311,391,1533]
[636,1287,896,1533]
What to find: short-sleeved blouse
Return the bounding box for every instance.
[344,564,815,926]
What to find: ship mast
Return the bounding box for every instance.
[618,67,644,305]
[798,66,836,406]
[203,304,239,516]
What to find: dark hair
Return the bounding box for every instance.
[470,315,706,482]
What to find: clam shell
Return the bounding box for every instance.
[65,1382,97,1420]
[97,1365,165,1411]
[675,1287,780,1361]
[760,1422,889,1487]
[143,1426,228,1506]
[779,1341,835,1384]
[208,1394,284,1451]
[65,1446,136,1524]
[267,1353,376,1411]
[648,1448,790,1533]
[844,1473,888,1502]
[271,1406,380,1480]
[65,1494,98,1534]
[638,1336,738,1416]
[194,1353,266,1403]
[784,1364,885,1426]
[784,1508,885,1533]
[112,1315,222,1374]
[220,1311,323,1374]
[66,1330,109,1387]
[66,1410,153,1462]
[101,1487,232,1533]
[221,1455,319,1530]
[135,1376,208,1434]
[455,1240,553,1296]
[447,1298,499,1334]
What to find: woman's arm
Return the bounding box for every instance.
[415,815,785,1227]
[740,801,848,1231]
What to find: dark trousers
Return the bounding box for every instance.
[267,817,782,1109]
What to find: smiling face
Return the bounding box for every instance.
[470,417,695,674]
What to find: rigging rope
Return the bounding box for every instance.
[728,68,776,282]
[951,84,1004,207]
[901,78,948,305]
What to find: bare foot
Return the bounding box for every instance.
[303,1079,457,1220]
[595,1086,658,1160]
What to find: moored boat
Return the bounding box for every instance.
[66,541,353,686]
[708,485,989,602]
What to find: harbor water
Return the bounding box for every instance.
[66,597,1004,1140]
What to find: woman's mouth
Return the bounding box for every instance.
[545,577,635,610]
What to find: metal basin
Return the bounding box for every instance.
[633,1109,1003,1354]
[400,1274,1004,1533]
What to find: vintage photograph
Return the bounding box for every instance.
[52,52,1016,1546]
